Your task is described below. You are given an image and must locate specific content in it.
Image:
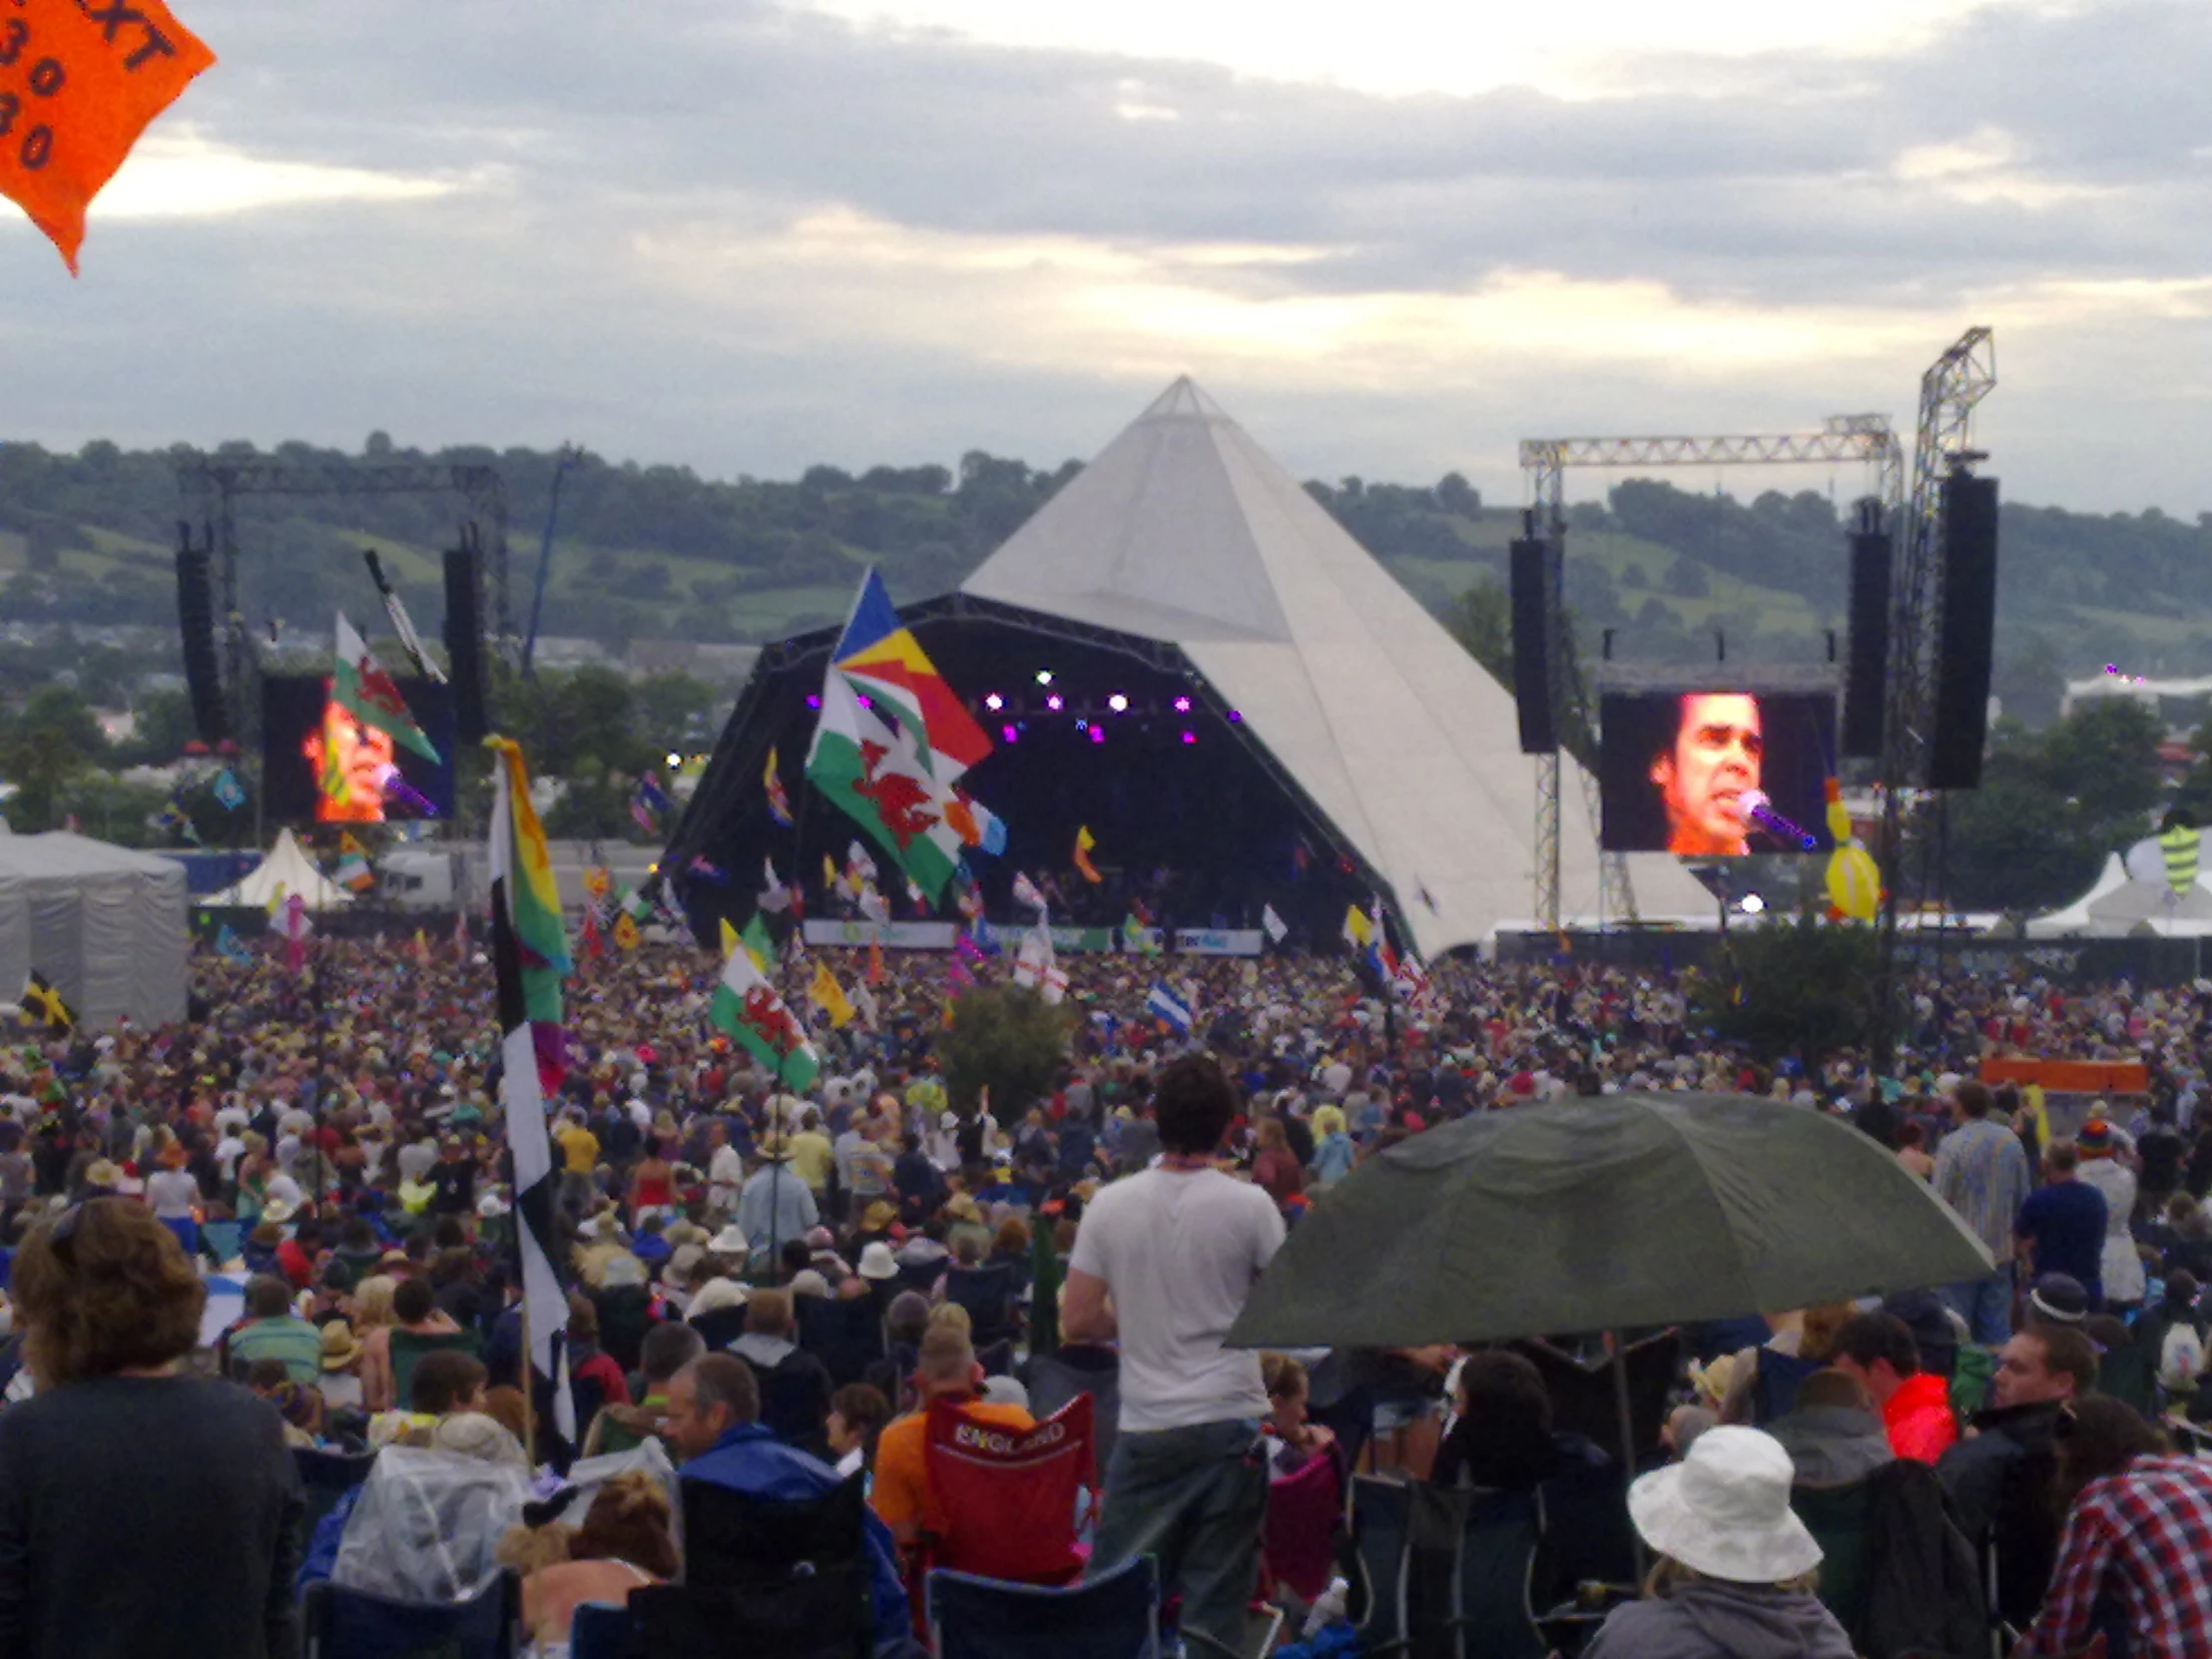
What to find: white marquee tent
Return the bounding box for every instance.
[960,378,1711,957]
[0,830,188,1027]
[2027,852,2212,938]
[205,828,351,911]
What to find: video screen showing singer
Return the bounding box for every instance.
[1649,692,1763,856]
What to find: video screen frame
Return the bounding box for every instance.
[261,674,456,826]
[1598,687,1837,856]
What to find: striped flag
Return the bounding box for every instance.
[1145,979,1193,1036]
[487,737,576,1446]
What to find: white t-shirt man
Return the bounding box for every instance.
[1068,1167,1285,1432]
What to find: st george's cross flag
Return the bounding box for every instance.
[486,737,576,1444]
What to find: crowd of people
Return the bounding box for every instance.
[4,928,2212,1657]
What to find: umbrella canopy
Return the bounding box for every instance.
[1229,1092,1993,1350]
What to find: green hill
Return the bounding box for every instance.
[2,436,2207,724]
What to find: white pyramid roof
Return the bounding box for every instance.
[206,828,350,910]
[2029,851,2212,937]
[961,378,1710,956]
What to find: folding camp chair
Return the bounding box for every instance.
[301,1569,520,1659]
[928,1554,1161,1659]
[921,1394,1095,1586]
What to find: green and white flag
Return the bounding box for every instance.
[333,612,439,763]
[710,935,821,1091]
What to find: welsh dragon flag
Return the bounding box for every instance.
[711,933,821,1091]
[806,574,985,901]
[334,612,439,763]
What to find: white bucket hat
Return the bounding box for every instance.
[856,1241,898,1282]
[1627,1426,1822,1584]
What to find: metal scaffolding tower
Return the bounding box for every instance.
[1516,416,1906,929]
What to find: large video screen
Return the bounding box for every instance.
[262,675,456,826]
[1600,690,1836,856]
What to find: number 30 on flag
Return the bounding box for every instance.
[0,0,214,274]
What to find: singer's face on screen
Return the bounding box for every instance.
[1651,692,1762,855]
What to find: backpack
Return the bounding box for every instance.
[1856,1459,1988,1659]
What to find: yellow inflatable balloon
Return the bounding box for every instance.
[1828,844,1882,921]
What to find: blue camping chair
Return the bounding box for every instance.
[928,1555,1161,1659]
[292,1446,377,1539]
[301,1570,520,1659]
[568,1599,633,1659]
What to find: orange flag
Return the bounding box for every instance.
[0,0,214,274]
[1073,825,1102,884]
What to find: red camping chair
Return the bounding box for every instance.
[1264,1448,1346,1605]
[921,1393,1095,1587]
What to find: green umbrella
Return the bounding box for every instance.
[1229,1092,1994,1351]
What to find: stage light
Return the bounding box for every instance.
[1075,719,1088,732]
[1046,694,1064,712]
[807,695,822,709]
[1001,724,1018,743]
[1108,693,1128,713]
[983,693,1004,712]
[1090,728,1105,745]
[1738,893,1767,915]
[1035,670,1053,686]
[1173,696,1192,713]
[1181,731,1197,745]
[1227,709,1243,723]
[666,751,681,768]
[856,694,872,708]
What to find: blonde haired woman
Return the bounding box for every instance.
[350,1275,401,1412]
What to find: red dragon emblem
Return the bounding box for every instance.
[741,985,805,1057]
[852,739,940,851]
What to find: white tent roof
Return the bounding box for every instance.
[2029,851,2212,938]
[961,378,1710,956]
[206,828,350,910]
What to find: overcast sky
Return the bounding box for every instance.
[3,0,2205,513]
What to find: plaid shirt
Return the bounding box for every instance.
[2016,1457,2212,1659]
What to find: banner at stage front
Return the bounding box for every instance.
[800,919,1266,955]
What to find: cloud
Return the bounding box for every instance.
[0,0,2200,515]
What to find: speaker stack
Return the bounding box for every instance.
[443,533,489,745]
[1841,507,1892,760]
[1928,472,1999,790]
[1509,531,1558,755]
[174,530,228,746]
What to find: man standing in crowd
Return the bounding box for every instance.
[1064,1055,1285,1659]
[1828,1311,1957,1463]
[1933,1079,2032,1344]
[1938,1324,2098,1630]
[2014,1140,2108,1309]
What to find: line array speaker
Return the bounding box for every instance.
[1929,472,1999,790]
[174,543,228,746]
[1842,522,1892,759]
[443,544,489,745]
[1509,535,1557,755]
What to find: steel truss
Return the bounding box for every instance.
[175,458,511,727]
[1517,418,1905,930]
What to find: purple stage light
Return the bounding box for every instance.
[1181,731,1197,745]
[1001,724,1018,743]
[1227,709,1242,723]
[1173,696,1192,713]
[807,695,822,709]
[1090,728,1105,745]
[1046,694,1064,712]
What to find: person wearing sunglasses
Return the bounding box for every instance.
[0,1198,304,1658]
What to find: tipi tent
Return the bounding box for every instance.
[0,830,189,1026]
[206,828,351,910]
[960,379,1709,956]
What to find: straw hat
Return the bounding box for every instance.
[1627,1426,1822,1584]
[319,1320,363,1372]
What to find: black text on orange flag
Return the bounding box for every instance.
[0,0,214,274]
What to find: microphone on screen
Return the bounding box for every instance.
[1740,790,1820,851]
